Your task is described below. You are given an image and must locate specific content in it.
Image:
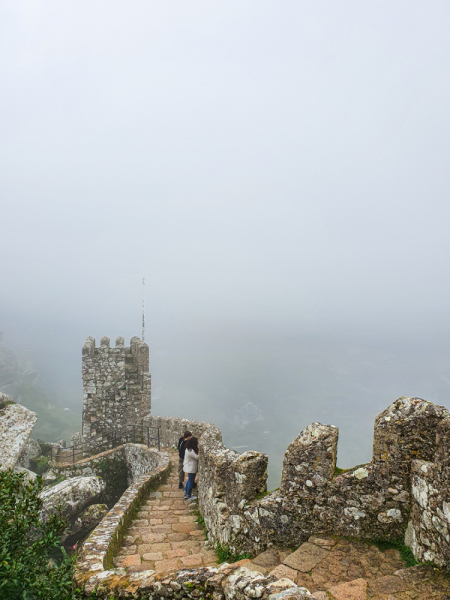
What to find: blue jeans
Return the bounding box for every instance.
[184,472,196,497]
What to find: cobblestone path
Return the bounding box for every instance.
[115,451,217,574]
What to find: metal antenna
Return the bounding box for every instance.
[142,278,145,342]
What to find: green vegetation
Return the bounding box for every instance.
[215,543,252,564]
[372,537,418,568]
[17,382,81,442]
[96,458,129,506]
[0,469,78,599]
[255,490,271,500]
[37,440,54,456]
[334,466,349,475]
[0,469,104,599]
[0,397,15,411]
[193,510,252,564]
[194,510,208,540]
[30,455,50,475]
[340,534,418,569]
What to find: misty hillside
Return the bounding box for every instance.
[0,334,80,442]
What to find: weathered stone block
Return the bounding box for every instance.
[283,543,328,573]
[0,396,37,470]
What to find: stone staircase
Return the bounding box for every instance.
[114,451,217,573]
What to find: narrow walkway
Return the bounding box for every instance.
[246,537,450,600]
[115,450,217,574]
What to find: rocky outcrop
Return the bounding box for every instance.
[0,394,37,470]
[63,503,109,545]
[39,475,106,524]
[17,438,41,469]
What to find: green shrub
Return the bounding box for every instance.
[0,469,79,599]
[0,398,15,411]
[372,537,418,568]
[29,455,50,475]
[37,440,54,457]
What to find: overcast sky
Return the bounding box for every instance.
[2,2,450,479]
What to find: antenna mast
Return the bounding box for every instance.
[142,278,145,342]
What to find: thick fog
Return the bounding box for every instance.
[2,2,450,487]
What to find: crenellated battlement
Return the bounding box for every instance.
[81,336,151,441]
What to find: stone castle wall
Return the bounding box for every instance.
[82,336,151,440]
[407,415,450,567]
[78,333,450,571]
[196,397,450,561]
[51,443,160,507]
[142,414,221,448]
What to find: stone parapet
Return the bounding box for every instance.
[143,414,221,447]
[407,415,450,567]
[198,397,450,555]
[51,443,160,507]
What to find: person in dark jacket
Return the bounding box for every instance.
[177,431,192,489]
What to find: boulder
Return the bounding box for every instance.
[63,503,109,545]
[39,475,106,523]
[62,504,109,546]
[0,394,37,470]
[43,468,58,484]
[17,438,41,469]
[14,465,37,483]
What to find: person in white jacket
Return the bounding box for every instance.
[183,436,199,500]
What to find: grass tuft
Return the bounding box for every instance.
[215,543,252,564]
[194,510,208,540]
[372,537,418,568]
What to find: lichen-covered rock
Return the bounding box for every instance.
[40,475,106,523]
[372,396,448,469]
[71,432,82,446]
[63,503,109,545]
[407,415,450,567]
[0,395,37,470]
[268,581,315,600]
[77,397,450,582]
[77,561,319,600]
[43,468,58,484]
[17,437,41,469]
[280,423,338,496]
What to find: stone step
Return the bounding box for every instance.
[114,450,217,574]
[249,536,450,600]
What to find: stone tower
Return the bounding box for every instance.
[81,336,151,440]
